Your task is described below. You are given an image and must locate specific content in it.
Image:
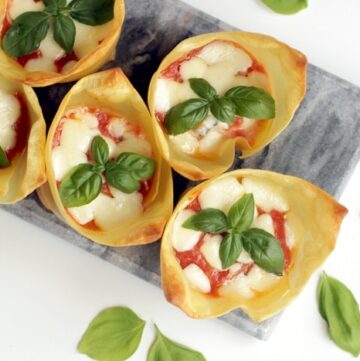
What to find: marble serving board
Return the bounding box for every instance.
[2,0,360,341]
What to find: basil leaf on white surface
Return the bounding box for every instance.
[317,272,360,357]
[261,0,308,15]
[53,14,76,53]
[189,78,217,101]
[0,146,10,168]
[69,0,115,26]
[210,97,236,124]
[219,233,243,269]
[91,135,110,165]
[78,307,146,361]
[182,208,228,233]
[147,325,207,361]
[227,193,255,233]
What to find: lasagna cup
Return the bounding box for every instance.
[149,32,307,180]
[161,170,347,321]
[0,73,46,203]
[0,0,125,87]
[38,68,173,247]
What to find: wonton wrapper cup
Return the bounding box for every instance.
[0,74,46,203]
[161,169,347,321]
[148,32,307,180]
[38,68,173,247]
[0,0,125,87]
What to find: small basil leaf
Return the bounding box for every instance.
[242,228,284,275]
[228,193,255,233]
[91,136,109,165]
[115,152,156,180]
[147,325,206,361]
[189,78,217,101]
[78,306,146,361]
[105,161,140,194]
[225,86,275,120]
[164,99,209,135]
[261,0,308,15]
[317,273,360,357]
[59,164,102,208]
[2,12,50,57]
[182,208,228,234]
[53,14,76,53]
[69,0,115,26]
[219,233,243,269]
[0,146,10,168]
[210,97,235,124]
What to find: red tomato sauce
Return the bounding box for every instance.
[139,178,153,200]
[185,197,201,212]
[5,93,30,161]
[17,50,42,67]
[54,51,78,73]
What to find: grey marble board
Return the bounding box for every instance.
[2,0,360,340]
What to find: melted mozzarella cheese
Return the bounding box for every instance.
[285,222,296,248]
[0,90,20,151]
[171,209,202,252]
[179,57,207,80]
[237,250,253,264]
[200,234,223,270]
[199,176,244,214]
[10,0,44,19]
[183,264,211,293]
[169,132,199,154]
[220,265,279,298]
[252,214,275,236]
[242,176,289,212]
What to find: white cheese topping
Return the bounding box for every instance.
[171,209,202,252]
[200,234,223,270]
[52,107,152,229]
[198,176,244,214]
[252,213,275,236]
[0,89,20,151]
[183,264,211,293]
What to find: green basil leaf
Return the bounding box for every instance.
[105,161,140,194]
[115,152,156,180]
[91,136,109,165]
[228,193,255,233]
[317,273,360,357]
[0,146,10,168]
[261,0,308,15]
[53,14,76,53]
[189,78,217,101]
[78,306,146,361]
[242,228,284,275]
[164,99,209,135]
[225,86,275,120]
[69,0,115,26]
[147,325,206,361]
[182,208,228,233]
[219,233,243,269]
[210,97,235,124]
[2,12,50,57]
[59,164,102,208]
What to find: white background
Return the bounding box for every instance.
[1,0,360,360]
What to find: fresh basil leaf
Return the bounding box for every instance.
[164,99,209,135]
[189,78,217,101]
[105,161,140,194]
[147,325,206,361]
[225,86,275,120]
[210,97,235,124]
[317,273,360,357]
[69,0,115,26]
[115,152,156,180]
[59,164,102,208]
[78,306,146,361]
[242,228,284,275]
[219,233,243,269]
[91,136,109,165]
[182,208,228,233]
[2,12,50,57]
[261,0,308,15]
[53,14,76,53]
[0,146,10,168]
[228,193,255,233]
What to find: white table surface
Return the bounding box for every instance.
[1,1,360,360]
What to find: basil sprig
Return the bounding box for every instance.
[59,135,156,208]
[2,0,115,57]
[317,272,360,356]
[78,306,146,361]
[0,145,10,168]
[261,0,308,15]
[148,325,207,361]
[164,78,275,135]
[183,193,284,275]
